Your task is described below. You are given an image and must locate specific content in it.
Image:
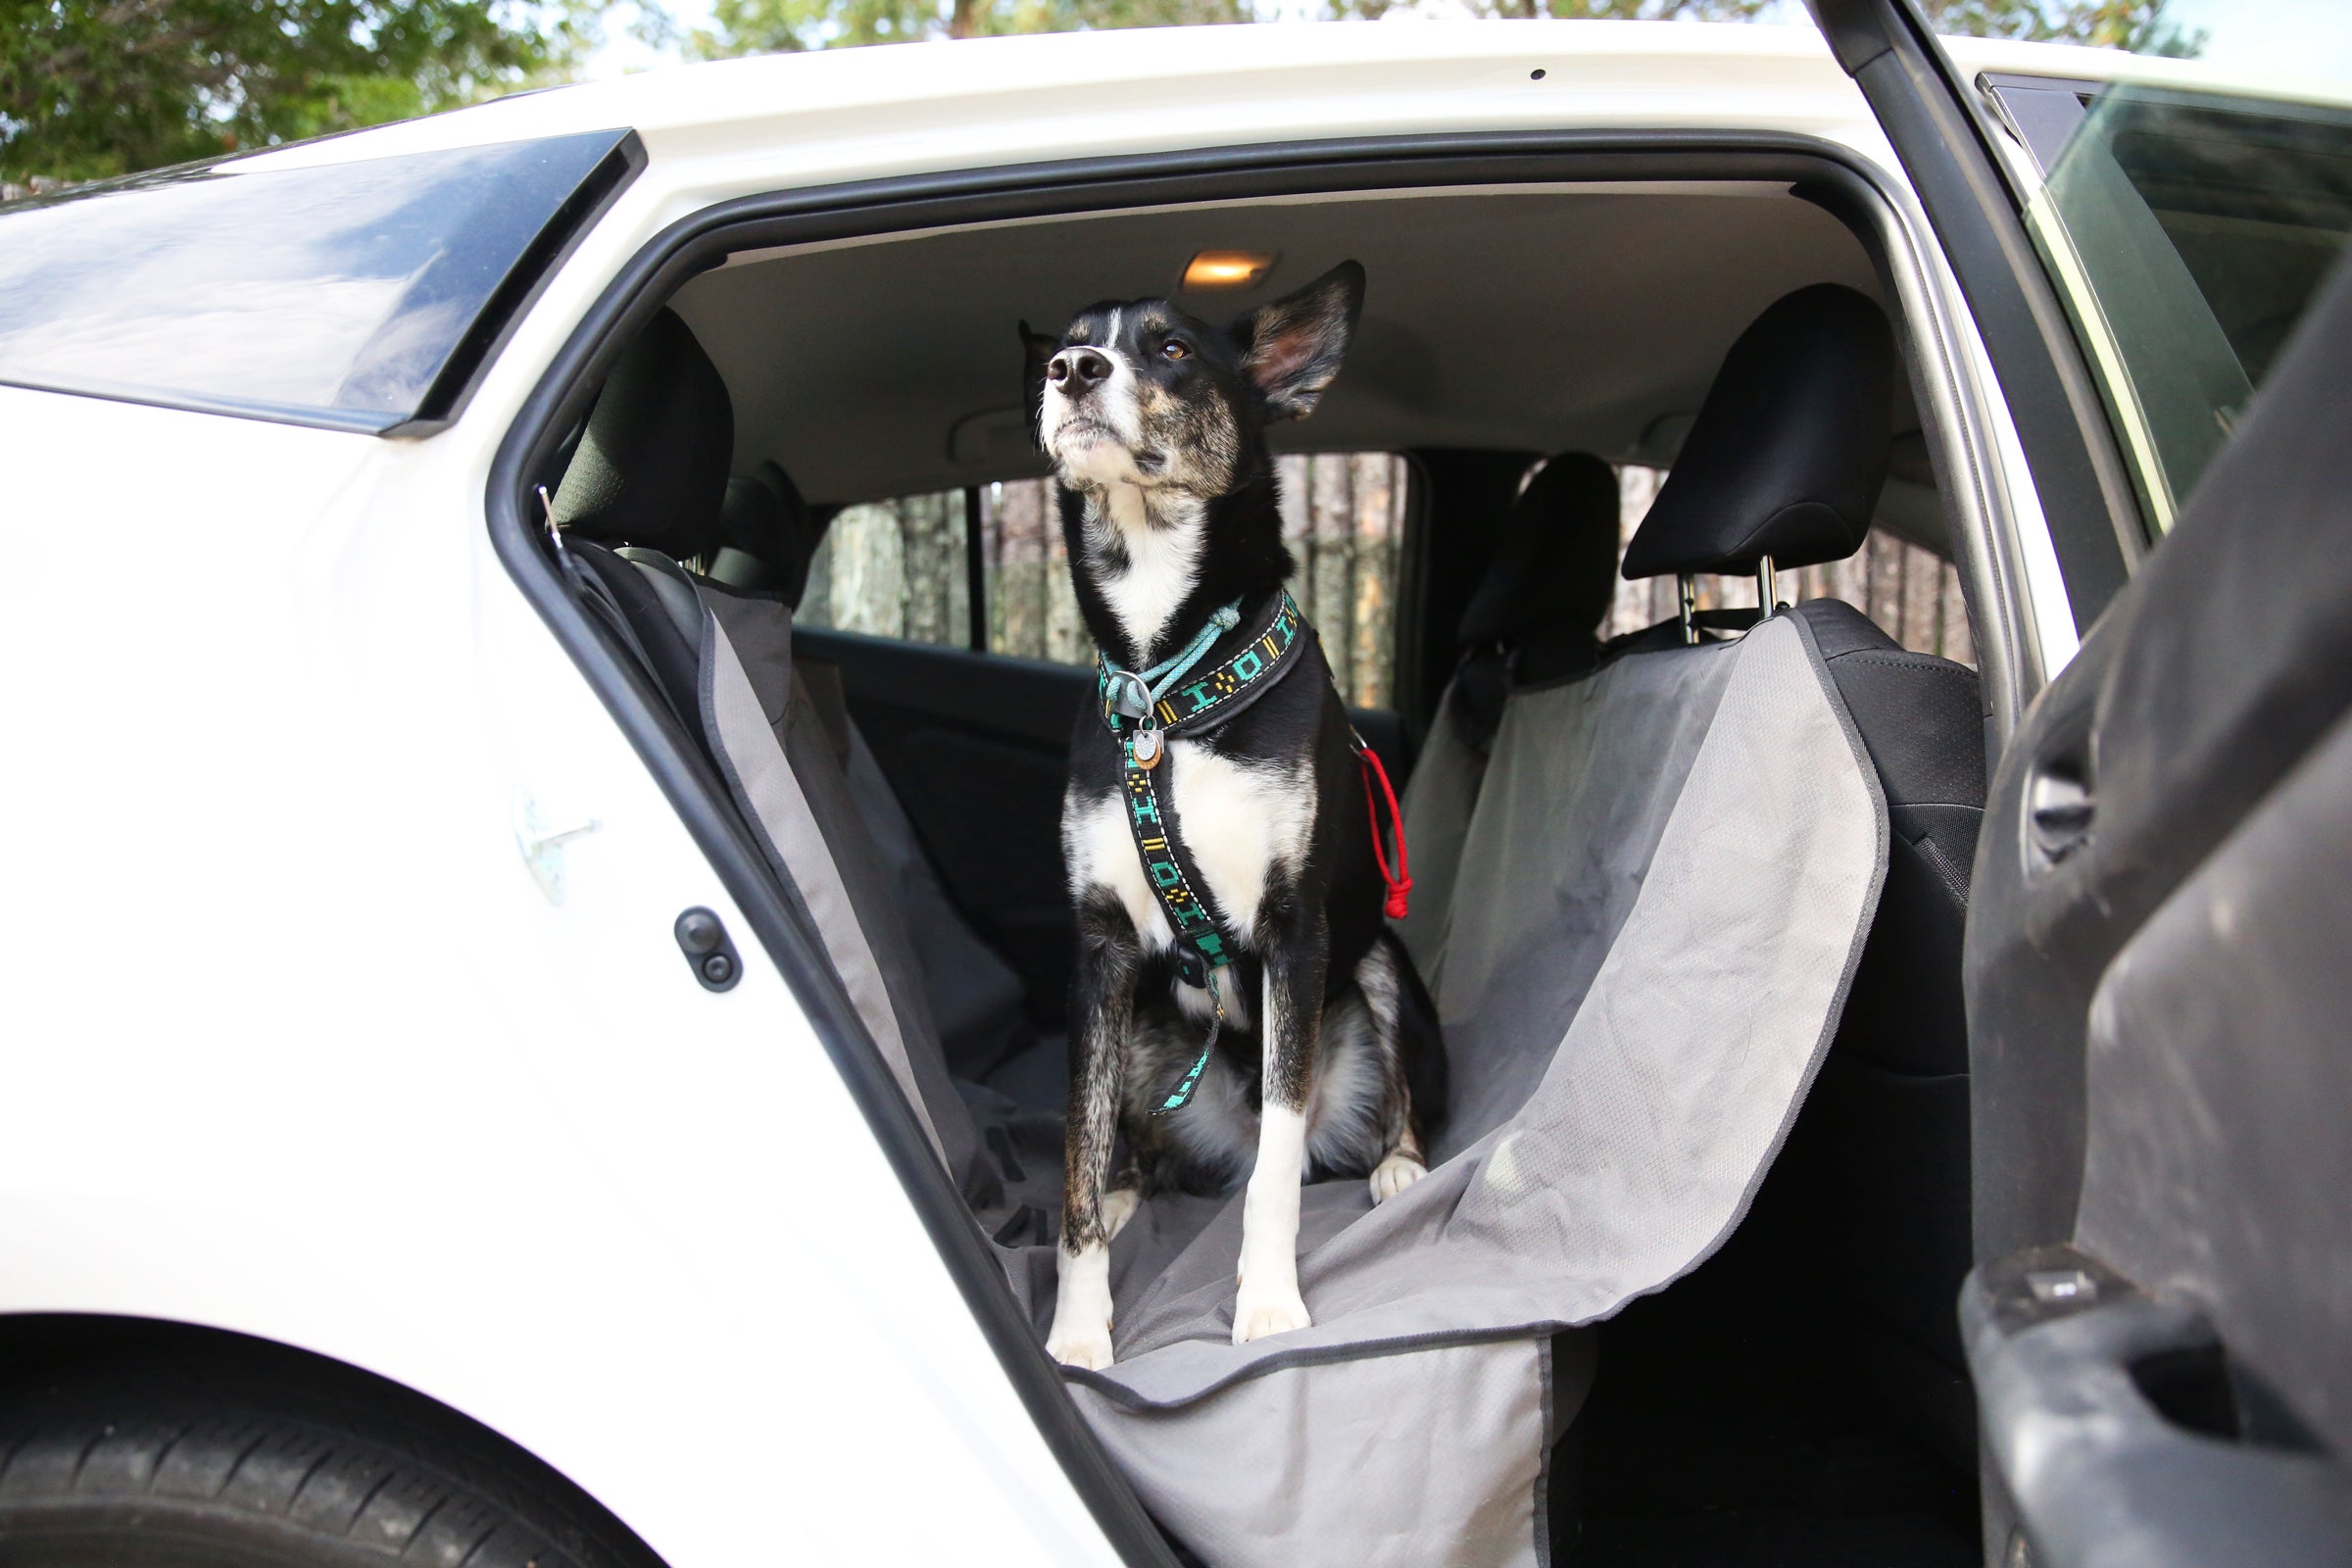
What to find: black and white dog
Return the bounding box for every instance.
[1025,262,1446,1369]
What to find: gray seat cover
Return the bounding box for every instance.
[1395,682,1487,982]
[1037,614,1887,1568]
[676,572,1883,1568]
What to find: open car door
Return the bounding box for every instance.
[1806,3,2352,1563]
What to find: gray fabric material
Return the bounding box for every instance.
[1027,615,1886,1567]
[1077,1337,1558,1568]
[844,724,1031,1080]
[698,609,951,1169]
[1396,681,1489,985]
[698,592,1007,1210]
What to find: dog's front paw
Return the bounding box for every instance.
[1048,1321,1116,1370]
[1232,1282,1313,1345]
[1049,1242,1116,1369]
[1369,1152,1427,1203]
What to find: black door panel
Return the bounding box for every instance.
[1961,248,2352,1562]
[798,626,1414,1028]
[798,628,1088,1021]
[1964,1254,2352,1568]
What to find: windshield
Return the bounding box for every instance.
[0,128,638,433]
[1995,77,2352,533]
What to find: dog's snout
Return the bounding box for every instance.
[1048,347,1113,396]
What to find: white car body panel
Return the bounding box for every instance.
[1,18,2190,1562]
[0,387,1114,1565]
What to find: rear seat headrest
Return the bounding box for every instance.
[717,461,823,607]
[1621,284,1894,580]
[1456,452,1621,647]
[552,308,734,562]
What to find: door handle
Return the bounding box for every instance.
[1964,1252,2352,1568]
[2027,768,2095,863]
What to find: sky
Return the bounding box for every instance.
[2171,0,2352,79]
[581,0,2352,84]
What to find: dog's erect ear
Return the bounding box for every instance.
[1020,319,1061,447]
[1230,261,1365,422]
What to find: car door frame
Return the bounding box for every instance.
[1807,0,2145,649]
[490,126,2044,1566]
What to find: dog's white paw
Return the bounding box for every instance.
[1369,1152,1428,1204]
[1102,1187,1141,1241]
[1049,1242,1115,1369]
[1232,1282,1313,1345]
[1047,1321,1116,1370]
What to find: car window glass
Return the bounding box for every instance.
[800,489,974,651]
[801,454,1413,710]
[0,129,634,432]
[2008,82,2352,534]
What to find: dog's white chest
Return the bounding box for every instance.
[1088,485,1206,661]
[1062,741,1316,952]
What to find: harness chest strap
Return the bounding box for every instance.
[1101,592,1310,1112]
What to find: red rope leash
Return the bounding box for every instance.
[1357,742,1412,920]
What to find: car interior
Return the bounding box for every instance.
[525,178,1990,1566]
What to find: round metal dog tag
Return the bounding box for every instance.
[1131,727,1163,769]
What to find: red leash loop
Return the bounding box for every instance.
[1357,742,1412,920]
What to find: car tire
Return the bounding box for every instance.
[0,1356,658,1568]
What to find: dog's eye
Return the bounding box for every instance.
[1161,339,1191,361]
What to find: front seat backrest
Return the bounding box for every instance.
[1398,452,1620,973]
[712,460,827,601]
[1454,451,1623,728]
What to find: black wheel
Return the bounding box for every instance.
[0,1340,662,1568]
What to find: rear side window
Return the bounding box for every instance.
[798,454,1413,710]
[0,128,638,433]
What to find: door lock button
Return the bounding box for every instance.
[674,906,742,992]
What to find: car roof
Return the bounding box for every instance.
[221,21,2344,184]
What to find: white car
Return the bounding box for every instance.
[2,7,2348,1567]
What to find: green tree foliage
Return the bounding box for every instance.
[1920,0,2204,56]
[694,0,2201,56]
[693,0,1242,55]
[0,0,603,182]
[1342,1,1775,22]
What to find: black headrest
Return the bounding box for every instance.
[552,308,733,562]
[1621,284,1894,580]
[711,461,823,606]
[1457,452,1621,647]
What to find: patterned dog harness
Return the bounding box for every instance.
[1097,590,1311,1110]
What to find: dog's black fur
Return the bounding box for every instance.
[1025,262,1446,1366]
